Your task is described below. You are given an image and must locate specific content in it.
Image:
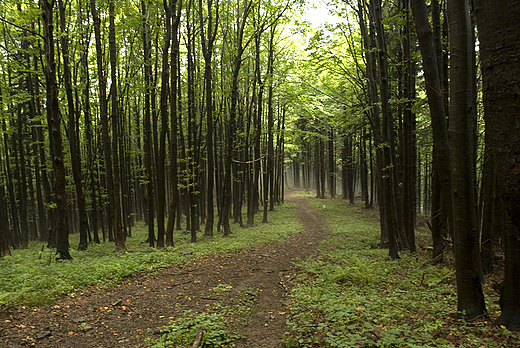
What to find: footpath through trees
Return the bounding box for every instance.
[1,193,327,347]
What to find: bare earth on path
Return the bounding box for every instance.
[0,193,327,347]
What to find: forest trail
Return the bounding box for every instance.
[1,193,328,347]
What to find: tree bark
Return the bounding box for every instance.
[200,0,218,237]
[371,0,400,259]
[58,0,90,251]
[157,0,172,247]
[41,0,72,259]
[222,1,253,235]
[474,0,520,330]
[0,184,11,256]
[448,0,486,320]
[410,0,454,255]
[142,0,155,248]
[108,0,125,251]
[165,0,182,247]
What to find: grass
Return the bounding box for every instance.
[283,196,519,348]
[0,202,303,307]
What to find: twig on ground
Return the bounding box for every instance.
[191,329,204,348]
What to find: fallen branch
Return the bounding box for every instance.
[191,329,204,348]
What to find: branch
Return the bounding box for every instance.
[0,16,45,39]
[191,329,204,348]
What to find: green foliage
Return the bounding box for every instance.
[284,198,518,348]
[151,304,242,348]
[0,202,302,306]
[149,287,257,347]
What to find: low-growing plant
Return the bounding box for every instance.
[0,203,302,307]
[284,197,520,348]
[150,304,242,348]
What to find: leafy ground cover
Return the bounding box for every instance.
[148,286,257,347]
[283,195,519,347]
[1,194,322,347]
[0,201,302,307]
[2,192,518,347]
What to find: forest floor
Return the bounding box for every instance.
[1,193,326,347]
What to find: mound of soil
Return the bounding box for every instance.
[0,195,327,347]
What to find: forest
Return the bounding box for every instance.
[1,0,520,345]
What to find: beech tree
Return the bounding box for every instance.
[58,0,90,251]
[474,0,520,329]
[41,0,72,259]
[448,0,486,320]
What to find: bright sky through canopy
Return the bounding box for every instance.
[303,0,342,28]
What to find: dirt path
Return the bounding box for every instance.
[1,195,327,347]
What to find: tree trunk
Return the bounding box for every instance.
[157,0,172,247]
[267,25,276,212]
[58,0,90,251]
[448,0,486,320]
[165,0,182,247]
[410,0,454,255]
[108,0,125,251]
[41,0,72,259]
[328,127,335,198]
[474,0,520,329]
[142,0,155,247]
[401,0,416,252]
[222,1,252,235]
[0,184,11,256]
[371,0,400,259]
[200,0,218,237]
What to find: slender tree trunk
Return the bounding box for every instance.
[58,0,89,251]
[402,0,416,252]
[328,127,335,198]
[186,0,197,242]
[142,0,155,247]
[0,184,11,256]
[108,0,125,251]
[359,0,386,241]
[410,0,454,255]
[267,24,276,212]
[371,0,400,259]
[448,0,486,320]
[248,31,263,226]
[165,0,182,246]
[200,0,218,237]
[41,0,72,259]
[222,1,252,235]
[157,0,172,247]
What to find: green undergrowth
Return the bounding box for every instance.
[148,287,257,347]
[283,197,519,348]
[0,202,302,307]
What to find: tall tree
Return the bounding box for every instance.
[448,0,486,320]
[371,0,400,259]
[165,0,182,247]
[474,0,520,330]
[157,0,173,247]
[221,0,253,236]
[199,0,219,237]
[142,0,155,247]
[40,0,72,259]
[58,0,90,251]
[108,0,125,250]
[410,0,454,259]
[0,185,11,256]
[91,0,124,251]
